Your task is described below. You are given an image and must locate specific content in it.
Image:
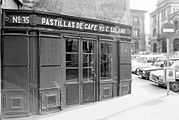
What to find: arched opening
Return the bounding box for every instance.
[173,38,179,51]
[153,43,157,53]
[162,40,167,53]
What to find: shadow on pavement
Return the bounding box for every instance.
[97,95,167,120]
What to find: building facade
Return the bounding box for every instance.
[145,34,151,53]
[1,0,132,118]
[0,0,23,118]
[150,0,179,54]
[130,9,147,54]
[22,0,130,25]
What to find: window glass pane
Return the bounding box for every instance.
[66,69,78,82]
[83,41,94,53]
[66,38,78,52]
[66,38,79,83]
[66,54,78,67]
[82,40,95,81]
[100,42,113,80]
[83,54,94,67]
[83,68,94,81]
[133,17,138,23]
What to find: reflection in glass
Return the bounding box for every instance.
[83,68,94,81]
[83,54,94,67]
[100,42,113,80]
[66,69,78,82]
[83,41,94,53]
[82,40,95,81]
[66,54,78,67]
[66,38,79,82]
[66,38,78,52]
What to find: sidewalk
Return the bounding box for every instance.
[3,75,179,120]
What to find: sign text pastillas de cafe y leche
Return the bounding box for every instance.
[7,13,131,36]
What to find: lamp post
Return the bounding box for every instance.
[162,22,175,95]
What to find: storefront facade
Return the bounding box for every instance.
[1,9,132,118]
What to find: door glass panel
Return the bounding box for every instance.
[82,40,95,81]
[100,42,113,80]
[83,54,94,67]
[83,41,94,53]
[66,38,78,52]
[83,68,94,81]
[66,69,78,82]
[66,38,79,82]
[66,54,78,67]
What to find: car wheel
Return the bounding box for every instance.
[170,82,179,92]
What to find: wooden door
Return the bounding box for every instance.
[2,34,29,117]
[65,36,97,106]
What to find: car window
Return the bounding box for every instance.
[171,61,179,72]
[174,65,179,72]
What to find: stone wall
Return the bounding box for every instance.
[22,0,130,25]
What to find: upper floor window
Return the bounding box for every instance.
[161,9,166,19]
[153,28,157,37]
[173,8,179,13]
[133,17,139,23]
[133,29,140,37]
[153,15,157,24]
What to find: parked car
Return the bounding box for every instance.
[137,57,179,80]
[150,60,179,92]
[137,61,165,79]
[131,54,163,74]
[131,60,151,74]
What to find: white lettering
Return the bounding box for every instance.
[68,21,71,28]
[94,25,97,31]
[50,19,53,25]
[84,24,88,29]
[79,22,83,29]
[76,22,80,29]
[71,22,75,28]
[25,17,29,23]
[46,19,49,25]
[39,17,128,35]
[54,19,58,26]
[163,29,174,32]
[59,20,63,27]
[12,16,18,23]
[106,26,109,32]
[63,21,67,27]
[99,26,104,31]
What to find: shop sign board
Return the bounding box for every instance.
[164,67,176,82]
[3,10,132,37]
[161,22,175,38]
